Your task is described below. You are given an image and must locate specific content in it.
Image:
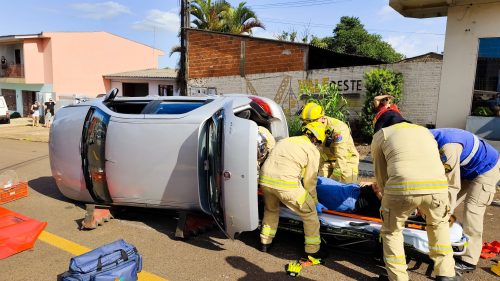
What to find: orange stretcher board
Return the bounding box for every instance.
[0,206,47,259]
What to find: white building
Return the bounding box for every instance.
[104,68,178,97]
[391,0,500,140]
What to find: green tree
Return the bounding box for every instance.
[221,2,265,35]
[190,0,264,34]
[323,17,404,63]
[360,68,404,140]
[190,0,230,32]
[276,29,311,43]
[310,35,328,48]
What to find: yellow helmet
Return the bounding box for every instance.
[302,121,326,144]
[300,102,324,122]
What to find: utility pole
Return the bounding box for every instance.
[179,0,190,96]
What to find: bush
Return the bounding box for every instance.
[360,68,403,140]
[10,112,21,119]
[300,83,349,122]
[287,115,303,137]
[472,106,494,117]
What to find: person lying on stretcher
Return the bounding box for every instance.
[315,177,382,218]
[315,177,457,227]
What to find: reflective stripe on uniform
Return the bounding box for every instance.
[332,168,342,178]
[384,180,448,191]
[429,244,453,254]
[261,225,277,237]
[306,105,315,121]
[297,190,309,205]
[460,134,479,166]
[259,175,300,188]
[383,255,406,264]
[304,235,321,245]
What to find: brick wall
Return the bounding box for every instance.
[188,61,443,126]
[187,30,306,78]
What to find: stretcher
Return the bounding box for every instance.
[277,207,469,256]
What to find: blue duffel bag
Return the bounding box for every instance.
[61,239,142,281]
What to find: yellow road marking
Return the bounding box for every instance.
[38,231,167,281]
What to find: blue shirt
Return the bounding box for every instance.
[316,177,360,212]
[431,128,499,179]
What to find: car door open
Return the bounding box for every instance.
[207,100,259,239]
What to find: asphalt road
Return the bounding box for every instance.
[0,139,498,281]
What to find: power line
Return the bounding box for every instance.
[261,17,445,36]
[250,0,353,9]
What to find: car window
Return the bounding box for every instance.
[0,99,5,107]
[153,102,205,114]
[207,110,225,229]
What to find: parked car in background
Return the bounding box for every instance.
[0,96,10,124]
[49,88,288,238]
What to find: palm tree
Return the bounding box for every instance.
[190,0,230,32]
[220,2,264,35]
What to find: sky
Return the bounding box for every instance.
[0,0,447,68]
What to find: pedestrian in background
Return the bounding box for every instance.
[371,111,459,281]
[1,56,7,76]
[44,98,56,128]
[31,101,40,127]
[300,102,359,183]
[373,94,401,128]
[259,121,328,259]
[431,128,499,273]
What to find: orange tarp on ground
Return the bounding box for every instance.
[0,206,47,259]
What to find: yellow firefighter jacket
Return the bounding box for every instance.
[259,135,320,202]
[371,122,449,196]
[322,117,359,167]
[258,126,276,151]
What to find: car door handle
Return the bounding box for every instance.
[223,170,231,180]
[105,159,116,163]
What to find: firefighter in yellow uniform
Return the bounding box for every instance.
[300,102,359,183]
[258,126,276,152]
[257,126,276,168]
[259,122,328,258]
[371,111,459,281]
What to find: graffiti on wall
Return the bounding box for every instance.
[298,78,362,95]
[274,75,300,116]
[297,77,364,108]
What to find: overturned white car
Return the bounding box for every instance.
[49,89,288,238]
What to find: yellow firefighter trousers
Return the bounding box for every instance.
[380,193,455,281]
[260,186,321,254]
[318,159,359,183]
[456,162,499,264]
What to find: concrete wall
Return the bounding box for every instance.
[187,30,306,79]
[45,32,163,97]
[437,2,500,128]
[23,39,50,84]
[189,61,442,126]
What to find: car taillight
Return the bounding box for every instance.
[249,97,272,116]
[6,112,9,118]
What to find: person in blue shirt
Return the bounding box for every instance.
[431,128,500,273]
[315,177,382,218]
